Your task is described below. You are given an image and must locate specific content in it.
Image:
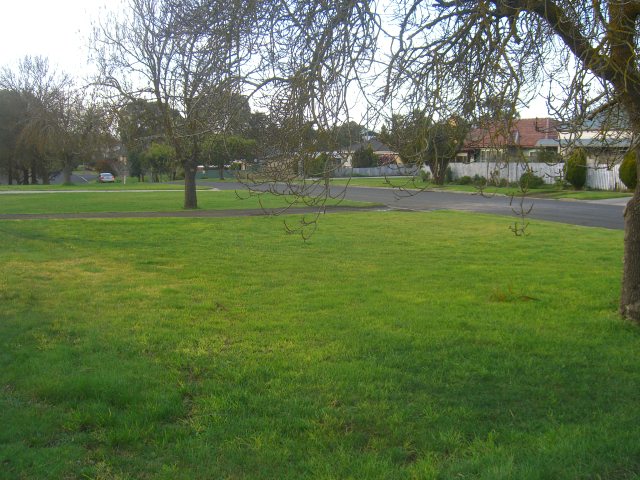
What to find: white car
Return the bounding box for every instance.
[98,172,115,183]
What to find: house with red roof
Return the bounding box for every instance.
[459,118,560,163]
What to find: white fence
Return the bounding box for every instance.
[587,164,623,191]
[448,162,562,185]
[448,162,623,191]
[335,162,624,190]
[334,165,420,177]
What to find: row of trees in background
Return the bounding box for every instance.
[0,57,111,184]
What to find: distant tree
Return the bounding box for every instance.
[1,56,108,185]
[117,100,167,181]
[96,0,257,208]
[335,121,364,149]
[351,145,377,168]
[0,89,27,184]
[383,112,467,184]
[142,142,177,182]
[203,134,256,180]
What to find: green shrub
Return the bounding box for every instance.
[458,175,472,185]
[519,171,545,189]
[444,166,453,183]
[352,146,378,168]
[420,170,431,182]
[619,150,637,190]
[304,154,329,177]
[565,149,587,190]
[473,174,487,186]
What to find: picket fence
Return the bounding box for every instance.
[336,162,624,190]
[446,162,623,191]
[334,165,419,177]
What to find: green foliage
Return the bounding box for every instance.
[444,166,453,183]
[203,135,257,167]
[473,174,487,186]
[619,150,637,190]
[351,145,378,168]
[536,149,562,163]
[458,175,472,185]
[304,152,333,177]
[142,142,176,181]
[93,159,113,173]
[381,111,468,185]
[565,149,587,190]
[519,171,545,189]
[334,121,364,148]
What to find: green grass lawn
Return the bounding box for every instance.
[432,184,632,200]
[0,178,189,191]
[0,190,367,215]
[328,177,632,200]
[1,211,638,479]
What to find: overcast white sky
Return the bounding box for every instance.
[0,0,117,79]
[0,0,549,118]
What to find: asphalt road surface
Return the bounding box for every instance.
[207,181,627,230]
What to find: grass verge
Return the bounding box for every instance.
[1,211,638,479]
[0,190,368,214]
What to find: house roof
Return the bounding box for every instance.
[464,118,559,150]
[558,137,631,149]
[557,106,631,132]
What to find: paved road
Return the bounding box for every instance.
[205,181,628,230]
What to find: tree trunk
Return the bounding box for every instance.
[184,164,198,209]
[62,165,73,184]
[30,159,38,184]
[219,164,225,180]
[620,150,640,323]
[42,170,50,185]
[430,160,447,185]
[7,157,13,185]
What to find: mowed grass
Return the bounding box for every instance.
[0,190,366,214]
[1,211,639,479]
[0,179,187,191]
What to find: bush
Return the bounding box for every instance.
[458,175,472,185]
[519,171,545,189]
[420,170,431,182]
[444,166,453,183]
[565,149,587,190]
[352,146,378,168]
[304,154,329,177]
[473,174,487,186]
[619,150,637,190]
[93,159,113,173]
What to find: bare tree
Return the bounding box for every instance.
[95,0,258,208]
[249,0,640,321]
[0,56,107,184]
